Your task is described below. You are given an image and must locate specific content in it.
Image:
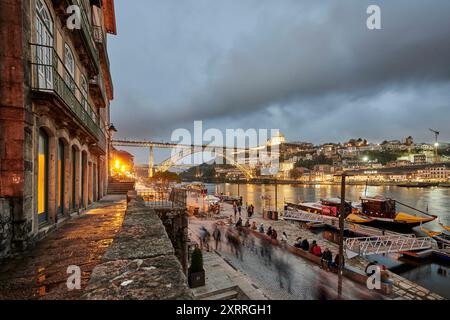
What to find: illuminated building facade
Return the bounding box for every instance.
[0,0,117,257]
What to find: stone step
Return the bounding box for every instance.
[201,290,239,300]
[194,285,239,300]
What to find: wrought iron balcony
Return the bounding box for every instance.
[60,0,101,75]
[30,43,107,153]
[93,24,114,98]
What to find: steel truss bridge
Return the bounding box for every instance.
[112,139,280,179]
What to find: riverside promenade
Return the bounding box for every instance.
[0,196,127,300]
[193,201,445,300]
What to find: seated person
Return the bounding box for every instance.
[301,238,310,251]
[321,249,333,270]
[313,243,322,257]
[294,237,303,248]
[309,240,317,254]
[332,253,344,270]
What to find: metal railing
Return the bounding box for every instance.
[67,0,100,72]
[92,24,113,95]
[30,43,106,151]
[138,188,187,209]
[345,235,433,256]
[283,209,324,223]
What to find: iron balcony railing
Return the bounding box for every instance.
[138,188,187,209]
[30,43,106,151]
[92,24,113,95]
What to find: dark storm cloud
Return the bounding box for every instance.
[108,0,450,162]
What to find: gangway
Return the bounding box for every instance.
[283,210,324,223]
[345,235,433,257]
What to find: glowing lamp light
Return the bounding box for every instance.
[115,160,120,169]
[363,156,369,162]
[434,142,439,148]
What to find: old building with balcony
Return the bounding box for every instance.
[0,0,117,258]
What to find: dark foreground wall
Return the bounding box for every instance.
[0,199,12,258]
[83,198,192,300]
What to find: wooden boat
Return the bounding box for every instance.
[287,196,435,229]
[397,182,439,188]
[185,182,207,194]
[439,221,450,232]
[216,194,240,204]
[420,226,450,246]
[285,198,374,224]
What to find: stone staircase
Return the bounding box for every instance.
[194,286,240,300]
[107,181,135,195]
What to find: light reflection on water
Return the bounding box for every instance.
[209,183,450,230]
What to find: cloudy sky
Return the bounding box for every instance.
[108,0,450,163]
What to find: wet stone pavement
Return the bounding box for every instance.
[0,195,126,300]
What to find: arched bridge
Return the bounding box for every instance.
[112,139,279,179]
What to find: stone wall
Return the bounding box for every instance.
[83,198,193,300]
[153,207,189,274]
[0,199,12,259]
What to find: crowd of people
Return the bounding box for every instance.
[200,200,348,274]
[293,237,345,273]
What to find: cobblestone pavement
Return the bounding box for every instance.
[194,202,445,300]
[0,195,126,300]
[190,219,384,300]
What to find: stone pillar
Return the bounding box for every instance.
[82,152,89,208]
[88,160,93,205]
[98,158,104,198]
[63,142,70,215]
[47,135,57,224]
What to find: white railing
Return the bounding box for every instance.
[283,209,324,223]
[345,235,433,256]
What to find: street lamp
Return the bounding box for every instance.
[334,171,352,298]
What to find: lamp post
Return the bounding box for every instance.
[107,123,117,182]
[274,177,278,212]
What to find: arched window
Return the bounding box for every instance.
[38,129,49,224]
[36,0,53,31]
[64,44,76,92]
[35,0,53,89]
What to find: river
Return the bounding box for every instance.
[203,182,450,298]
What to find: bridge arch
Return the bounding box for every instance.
[156,149,254,179]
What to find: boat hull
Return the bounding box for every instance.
[365,219,424,231]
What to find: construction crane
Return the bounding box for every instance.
[429,128,440,163]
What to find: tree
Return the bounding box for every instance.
[152,171,181,183]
